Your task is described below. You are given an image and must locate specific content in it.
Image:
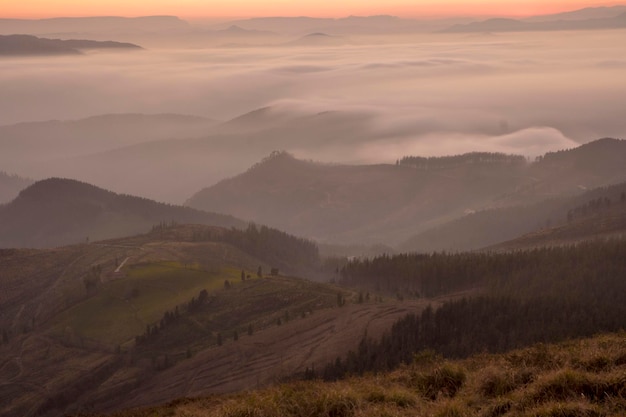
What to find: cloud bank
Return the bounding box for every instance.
[1,29,625,200]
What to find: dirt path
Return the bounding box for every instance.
[114,257,130,273]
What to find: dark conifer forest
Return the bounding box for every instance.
[322,241,626,379]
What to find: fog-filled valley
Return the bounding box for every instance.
[1,6,626,417]
[1,28,626,205]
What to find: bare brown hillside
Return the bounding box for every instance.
[0,225,451,417]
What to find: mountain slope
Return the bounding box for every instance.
[488,192,626,252]
[0,178,244,248]
[186,139,626,245]
[79,333,626,417]
[0,223,420,417]
[524,5,626,22]
[401,180,626,253]
[444,12,626,32]
[0,113,215,168]
[33,107,380,203]
[186,151,529,244]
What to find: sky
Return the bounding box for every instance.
[0,0,623,19]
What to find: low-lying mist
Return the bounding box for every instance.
[1,29,625,202]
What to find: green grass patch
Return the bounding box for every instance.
[49,262,241,344]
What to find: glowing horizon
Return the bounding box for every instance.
[1,0,624,20]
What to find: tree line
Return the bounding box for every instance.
[398,152,526,170]
[191,223,320,275]
[320,240,626,380]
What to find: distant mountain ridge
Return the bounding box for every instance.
[524,5,626,22]
[401,179,626,253]
[186,139,626,246]
[0,178,245,248]
[0,113,217,180]
[444,12,626,32]
[0,34,142,55]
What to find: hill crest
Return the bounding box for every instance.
[0,178,244,248]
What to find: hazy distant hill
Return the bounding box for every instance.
[284,32,350,47]
[186,139,626,245]
[524,5,626,22]
[444,12,626,32]
[0,178,244,248]
[401,180,626,253]
[0,113,216,177]
[185,151,529,244]
[0,171,32,204]
[30,107,381,203]
[214,15,439,35]
[486,184,626,251]
[0,34,141,55]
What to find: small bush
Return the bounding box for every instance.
[413,349,442,368]
[480,367,535,398]
[531,370,624,404]
[481,400,512,417]
[435,403,465,417]
[365,389,415,408]
[479,369,517,398]
[614,351,626,366]
[507,344,562,370]
[412,364,466,400]
[278,384,358,417]
[576,355,612,372]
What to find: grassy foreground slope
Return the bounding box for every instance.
[84,332,626,417]
[0,224,427,417]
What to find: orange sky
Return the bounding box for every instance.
[0,0,623,19]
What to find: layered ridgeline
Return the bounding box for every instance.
[0,113,216,171]
[187,139,626,247]
[2,193,624,416]
[443,9,626,32]
[401,179,626,252]
[0,178,244,248]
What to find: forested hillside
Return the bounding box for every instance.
[402,180,626,252]
[0,178,244,248]
[323,241,626,379]
[187,139,626,246]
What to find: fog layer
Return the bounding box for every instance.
[1,29,625,202]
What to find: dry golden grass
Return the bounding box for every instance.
[91,332,626,417]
